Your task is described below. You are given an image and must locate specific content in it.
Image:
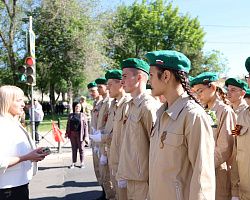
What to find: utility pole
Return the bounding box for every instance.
[28,16,36,141]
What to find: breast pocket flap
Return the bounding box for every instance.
[164,133,184,147]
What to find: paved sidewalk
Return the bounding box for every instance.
[30,148,102,200]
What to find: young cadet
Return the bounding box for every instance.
[230,57,250,200]
[95,77,113,200]
[103,69,131,200]
[191,72,236,200]
[244,88,250,105]
[117,58,160,200]
[145,50,215,200]
[87,81,103,191]
[225,78,249,115]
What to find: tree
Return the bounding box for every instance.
[104,0,227,75]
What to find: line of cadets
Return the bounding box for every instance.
[87,50,250,200]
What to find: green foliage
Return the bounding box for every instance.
[31,0,92,103]
[104,0,227,75]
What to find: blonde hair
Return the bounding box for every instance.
[0,85,24,115]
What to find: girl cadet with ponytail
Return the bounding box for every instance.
[145,50,216,200]
[191,72,236,200]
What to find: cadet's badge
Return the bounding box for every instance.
[232,124,243,136]
[160,131,167,149]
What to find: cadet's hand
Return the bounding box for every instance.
[100,154,107,165]
[231,197,240,200]
[118,179,127,188]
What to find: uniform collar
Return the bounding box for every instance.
[165,92,189,120]
[116,94,130,107]
[132,93,146,108]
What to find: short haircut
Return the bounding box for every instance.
[0,85,24,115]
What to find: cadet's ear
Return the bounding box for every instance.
[162,70,171,84]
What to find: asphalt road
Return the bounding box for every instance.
[29,148,102,200]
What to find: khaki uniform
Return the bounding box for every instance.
[97,95,113,199]
[117,93,160,200]
[101,99,117,200]
[230,99,248,198]
[233,100,248,116]
[231,106,250,199]
[149,93,215,200]
[109,95,131,200]
[90,98,103,184]
[210,99,236,200]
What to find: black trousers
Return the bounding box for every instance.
[35,121,40,141]
[0,184,29,200]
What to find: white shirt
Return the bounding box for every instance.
[29,102,44,122]
[0,115,34,189]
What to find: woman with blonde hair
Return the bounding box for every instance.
[0,85,48,200]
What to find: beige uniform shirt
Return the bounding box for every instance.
[90,98,103,134]
[149,93,215,200]
[211,99,236,168]
[97,96,112,132]
[233,100,248,116]
[109,95,131,172]
[102,99,117,152]
[117,93,160,181]
[231,107,250,199]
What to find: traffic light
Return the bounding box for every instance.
[25,56,36,85]
[17,65,27,82]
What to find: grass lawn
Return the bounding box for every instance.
[25,113,68,133]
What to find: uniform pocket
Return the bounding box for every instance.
[163,133,184,147]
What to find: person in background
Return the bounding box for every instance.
[191,72,236,200]
[225,78,249,115]
[29,98,44,143]
[87,81,103,199]
[230,57,250,200]
[244,88,250,105]
[79,96,92,129]
[146,50,216,200]
[0,85,48,200]
[65,103,89,169]
[95,77,113,200]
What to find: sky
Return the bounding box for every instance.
[100,0,250,78]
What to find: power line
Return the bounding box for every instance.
[202,24,250,29]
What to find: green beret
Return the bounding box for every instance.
[120,58,150,75]
[145,50,191,73]
[245,57,250,72]
[87,81,97,89]
[95,77,107,85]
[105,69,122,80]
[225,78,248,91]
[244,88,250,98]
[188,76,194,82]
[190,72,219,87]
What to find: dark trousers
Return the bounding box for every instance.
[35,121,40,141]
[0,184,29,200]
[69,132,85,163]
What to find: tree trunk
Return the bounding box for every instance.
[67,81,73,113]
[49,83,56,114]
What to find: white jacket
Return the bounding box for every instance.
[0,115,35,189]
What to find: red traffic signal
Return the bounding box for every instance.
[25,57,35,66]
[25,56,36,85]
